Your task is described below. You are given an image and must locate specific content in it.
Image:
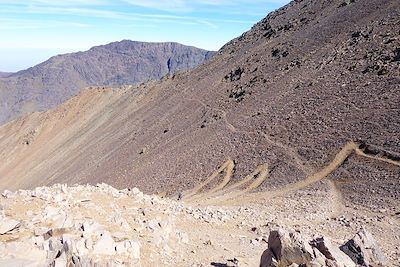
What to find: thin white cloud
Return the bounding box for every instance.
[123,0,190,12]
[0,0,290,25]
[123,0,290,12]
[0,5,230,29]
[0,0,291,34]
[0,18,90,30]
[27,6,209,25]
[0,0,110,6]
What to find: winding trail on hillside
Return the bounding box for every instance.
[184,141,400,206]
[185,163,269,204]
[183,159,234,200]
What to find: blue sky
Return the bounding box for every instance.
[0,0,290,72]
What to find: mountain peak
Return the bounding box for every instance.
[0,41,215,124]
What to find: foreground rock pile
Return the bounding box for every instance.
[0,184,148,266]
[0,183,249,266]
[0,183,396,266]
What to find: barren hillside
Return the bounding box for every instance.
[0,41,214,124]
[0,0,399,228]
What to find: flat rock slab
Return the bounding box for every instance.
[0,218,20,235]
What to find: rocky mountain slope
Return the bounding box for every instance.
[0,41,214,124]
[0,0,399,265]
[1,0,398,203]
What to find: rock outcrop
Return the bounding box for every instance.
[310,237,355,267]
[266,229,314,266]
[340,228,387,266]
[260,229,385,267]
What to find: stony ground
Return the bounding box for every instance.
[0,182,398,266]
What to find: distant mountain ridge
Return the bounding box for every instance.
[0,72,13,78]
[0,40,215,124]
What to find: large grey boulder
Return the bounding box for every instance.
[260,229,314,266]
[270,229,314,265]
[340,228,387,267]
[260,248,276,267]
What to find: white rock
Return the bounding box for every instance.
[82,221,104,233]
[44,206,60,218]
[147,219,160,231]
[34,227,50,237]
[53,194,64,203]
[93,232,115,255]
[0,258,46,267]
[85,238,93,250]
[54,252,67,267]
[125,240,140,259]
[51,214,67,228]
[62,234,75,256]
[1,190,15,199]
[63,216,74,228]
[31,235,45,247]
[75,239,88,255]
[42,240,50,251]
[0,217,20,234]
[61,184,68,194]
[115,242,127,254]
[3,241,47,263]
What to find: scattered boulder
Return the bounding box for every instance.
[262,229,313,266]
[340,228,387,266]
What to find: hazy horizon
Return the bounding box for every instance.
[0,0,289,72]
